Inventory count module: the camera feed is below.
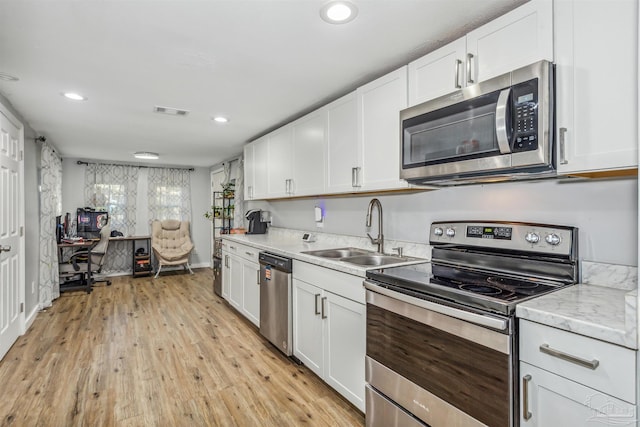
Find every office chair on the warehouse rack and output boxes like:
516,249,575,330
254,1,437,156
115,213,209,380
59,225,112,287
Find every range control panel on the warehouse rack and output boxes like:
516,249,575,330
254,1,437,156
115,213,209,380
430,221,577,257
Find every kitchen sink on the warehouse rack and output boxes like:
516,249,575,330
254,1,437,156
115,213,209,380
301,247,373,259
339,254,419,267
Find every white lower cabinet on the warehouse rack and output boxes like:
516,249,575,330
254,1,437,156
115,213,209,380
519,320,637,426
222,240,261,327
292,262,365,412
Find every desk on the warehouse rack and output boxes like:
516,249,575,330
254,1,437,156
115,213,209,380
58,241,94,293
109,236,153,277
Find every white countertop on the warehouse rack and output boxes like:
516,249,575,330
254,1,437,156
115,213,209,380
516,284,637,350
221,232,429,277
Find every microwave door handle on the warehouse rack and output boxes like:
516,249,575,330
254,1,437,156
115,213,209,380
495,88,512,154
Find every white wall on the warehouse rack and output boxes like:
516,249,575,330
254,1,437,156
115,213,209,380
248,177,638,266
61,159,212,268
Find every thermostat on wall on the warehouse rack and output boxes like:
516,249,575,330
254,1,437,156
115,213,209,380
302,233,316,243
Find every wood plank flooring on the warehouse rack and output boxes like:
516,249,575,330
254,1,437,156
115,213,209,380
0,269,365,426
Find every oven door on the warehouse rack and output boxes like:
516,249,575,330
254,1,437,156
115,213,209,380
364,281,516,427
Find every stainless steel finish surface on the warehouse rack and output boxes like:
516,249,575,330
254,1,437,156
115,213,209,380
341,254,420,267
213,256,222,297
454,59,462,89
539,343,600,370
466,53,474,84
400,60,555,185
522,374,532,420
392,247,403,257
559,127,568,164
365,198,384,253
301,247,373,258
365,385,427,427
365,282,510,352
259,253,293,356
314,293,321,315
366,357,487,427
351,167,361,187
495,88,512,154
321,296,327,319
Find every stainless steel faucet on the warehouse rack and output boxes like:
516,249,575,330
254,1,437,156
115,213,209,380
366,198,384,253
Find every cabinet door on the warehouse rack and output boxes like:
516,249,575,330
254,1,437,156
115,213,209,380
252,136,269,199
466,0,553,83
243,143,255,200
323,292,366,412
267,126,293,198
326,92,359,193
228,255,243,311
408,37,466,106
292,279,324,377
555,0,638,173
241,260,260,327
520,362,636,427
357,66,410,191
222,253,231,300
292,110,326,196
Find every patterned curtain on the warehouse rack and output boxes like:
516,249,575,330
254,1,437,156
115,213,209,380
39,142,62,307
84,163,138,236
234,158,245,229
147,168,192,222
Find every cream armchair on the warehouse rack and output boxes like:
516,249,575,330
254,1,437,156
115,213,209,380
151,219,194,278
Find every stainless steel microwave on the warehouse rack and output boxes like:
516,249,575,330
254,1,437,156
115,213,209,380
400,60,555,185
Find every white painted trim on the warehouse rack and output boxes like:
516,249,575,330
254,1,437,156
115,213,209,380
25,303,41,331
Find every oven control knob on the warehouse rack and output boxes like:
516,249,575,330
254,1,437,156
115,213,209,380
445,228,456,238
525,232,540,244
434,227,444,236
545,233,561,246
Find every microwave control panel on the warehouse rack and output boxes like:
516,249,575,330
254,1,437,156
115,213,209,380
511,79,538,153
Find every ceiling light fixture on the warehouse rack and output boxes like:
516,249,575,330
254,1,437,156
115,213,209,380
0,72,19,82
134,152,159,160
62,92,87,101
320,1,358,24
212,116,229,124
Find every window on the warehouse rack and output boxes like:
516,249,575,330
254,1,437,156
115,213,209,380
147,168,191,222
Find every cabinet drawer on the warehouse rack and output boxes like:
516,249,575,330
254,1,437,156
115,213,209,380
293,261,364,304
519,320,636,403
222,241,259,263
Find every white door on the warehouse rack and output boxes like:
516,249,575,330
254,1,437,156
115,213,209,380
326,92,359,193
292,279,323,377
0,106,24,361
292,110,326,196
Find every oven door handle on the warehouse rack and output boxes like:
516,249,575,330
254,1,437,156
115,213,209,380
495,88,512,154
364,280,508,331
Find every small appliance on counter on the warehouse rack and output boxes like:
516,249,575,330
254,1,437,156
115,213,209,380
245,209,270,234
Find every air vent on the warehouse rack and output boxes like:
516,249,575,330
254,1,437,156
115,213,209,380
153,106,190,116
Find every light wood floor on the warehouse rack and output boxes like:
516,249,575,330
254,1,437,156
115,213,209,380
0,269,365,426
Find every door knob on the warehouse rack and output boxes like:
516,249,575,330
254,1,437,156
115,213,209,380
0,245,11,253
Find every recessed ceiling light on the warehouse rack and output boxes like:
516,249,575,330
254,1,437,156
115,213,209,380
320,1,358,24
212,116,229,124
134,152,159,160
0,72,19,82
62,92,87,101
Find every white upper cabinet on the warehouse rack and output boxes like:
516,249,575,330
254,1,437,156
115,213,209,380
243,143,255,200
292,109,326,196
408,37,467,106
266,125,294,198
326,92,359,193
244,136,269,200
554,0,638,174
408,0,553,107
357,66,411,192
466,0,553,83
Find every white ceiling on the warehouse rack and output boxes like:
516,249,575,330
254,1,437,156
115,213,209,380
0,0,526,168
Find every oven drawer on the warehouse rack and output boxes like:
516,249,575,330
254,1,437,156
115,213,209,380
366,385,426,427
519,319,636,403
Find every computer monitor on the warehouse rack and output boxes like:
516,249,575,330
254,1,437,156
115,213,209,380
77,208,109,239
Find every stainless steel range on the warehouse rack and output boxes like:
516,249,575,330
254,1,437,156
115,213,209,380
364,221,579,427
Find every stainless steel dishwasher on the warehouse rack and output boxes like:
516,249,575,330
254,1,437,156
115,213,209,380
259,252,293,356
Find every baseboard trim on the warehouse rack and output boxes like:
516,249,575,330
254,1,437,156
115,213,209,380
25,303,41,331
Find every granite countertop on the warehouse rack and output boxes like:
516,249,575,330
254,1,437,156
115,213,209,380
220,231,429,277
516,284,637,350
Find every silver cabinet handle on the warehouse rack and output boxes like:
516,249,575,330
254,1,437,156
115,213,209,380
321,297,327,319
245,251,253,256
257,269,260,285
495,88,512,154
522,374,532,420
230,245,236,250
559,127,568,165
288,178,294,194
285,179,289,194
0,245,11,253
539,344,600,370
224,255,229,268
454,59,462,89
351,167,358,188
314,293,321,315
466,53,475,84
